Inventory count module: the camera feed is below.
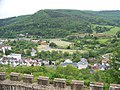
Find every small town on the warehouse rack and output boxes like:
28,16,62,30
0,38,111,71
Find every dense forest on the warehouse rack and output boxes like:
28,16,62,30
0,10,120,38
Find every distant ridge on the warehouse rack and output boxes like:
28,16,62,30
0,9,120,38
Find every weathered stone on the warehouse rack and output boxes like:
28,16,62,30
0,72,6,81
1,72,120,90
71,80,84,90
38,76,49,86
16,85,21,90
24,86,33,90
23,74,34,83
11,85,15,90
53,78,66,88
5,84,10,90
33,86,47,90
0,84,4,90
110,84,120,90
20,86,26,90
90,82,104,90
10,72,20,81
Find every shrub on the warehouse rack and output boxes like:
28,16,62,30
84,80,90,86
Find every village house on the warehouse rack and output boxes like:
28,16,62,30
60,59,77,68
1,46,12,54
20,58,43,67
8,53,21,67
60,58,89,69
39,41,47,45
0,41,3,45
0,53,21,67
91,63,99,70
31,39,39,43
99,59,110,70
18,34,25,37
90,60,110,71
31,48,37,56
6,53,21,60
77,58,88,69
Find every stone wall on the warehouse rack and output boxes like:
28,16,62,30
90,82,104,90
71,80,84,90
0,72,120,90
109,84,120,90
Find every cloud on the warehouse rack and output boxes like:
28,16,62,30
0,0,3,5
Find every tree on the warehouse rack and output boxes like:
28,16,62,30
116,31,120,38
110,45,120,83
111,47,120,70
26,49,31,56
67,45,70,49
49,42,57,48
5,49,11,55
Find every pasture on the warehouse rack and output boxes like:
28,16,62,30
104,27,120,35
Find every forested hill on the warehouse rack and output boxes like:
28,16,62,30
0,9,120,38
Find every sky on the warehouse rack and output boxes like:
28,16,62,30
0,0,120,19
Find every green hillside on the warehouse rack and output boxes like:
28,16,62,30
0,9,120,38
104,27,120,35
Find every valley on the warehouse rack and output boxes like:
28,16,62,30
0,10,120,88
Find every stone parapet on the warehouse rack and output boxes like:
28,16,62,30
109,84,120,90
38,76,49,86
53,78,66,88
10,72,20,81
0,72,6,81
90,82,104,90
0,72,120,90
23,74,34,83
71,80,84,90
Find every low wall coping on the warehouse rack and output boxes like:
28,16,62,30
72,80,84,85
90,82,104,87
54,78,66,83
23,74,34,78
10,72,20,76
110,84,120,87
38,76,49,80
0,72,6,75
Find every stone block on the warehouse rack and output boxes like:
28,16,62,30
10,72,20,81
0,72,6,81
23,74,34,83
38,76,49,86
71,80,84,90
53,78,66,88
109,84,120,90
90,82,104,90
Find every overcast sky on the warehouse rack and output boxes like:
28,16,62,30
0,0,120,19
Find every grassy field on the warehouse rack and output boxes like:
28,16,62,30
37,45,86,54
92,24,113,28
92,24,113,33
50,49,86,54
97,38,109,43
104,27,120,35
38,39,86,53
49,39,72,47
92,24,120,35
